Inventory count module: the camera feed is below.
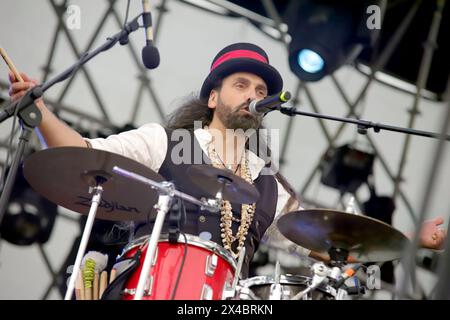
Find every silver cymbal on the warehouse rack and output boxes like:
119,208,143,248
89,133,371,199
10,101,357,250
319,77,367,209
277,209,410,262
23,147,164,221
186,164,260,204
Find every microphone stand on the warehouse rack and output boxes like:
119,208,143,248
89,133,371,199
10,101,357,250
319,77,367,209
0,13,143,226
276,106,450,142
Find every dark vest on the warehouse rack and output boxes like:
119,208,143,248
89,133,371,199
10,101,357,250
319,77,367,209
135,129,277,278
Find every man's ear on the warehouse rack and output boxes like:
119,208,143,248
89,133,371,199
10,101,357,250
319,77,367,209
208,89,218,110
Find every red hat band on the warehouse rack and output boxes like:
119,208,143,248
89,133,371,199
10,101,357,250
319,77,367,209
211,50,269,72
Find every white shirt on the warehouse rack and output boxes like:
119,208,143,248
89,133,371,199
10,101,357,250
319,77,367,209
85,123,310,256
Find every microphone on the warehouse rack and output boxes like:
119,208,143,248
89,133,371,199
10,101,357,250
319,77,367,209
141,0,160,69
249,91,291,115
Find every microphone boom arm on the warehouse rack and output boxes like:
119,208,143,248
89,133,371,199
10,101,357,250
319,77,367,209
278,106,450,142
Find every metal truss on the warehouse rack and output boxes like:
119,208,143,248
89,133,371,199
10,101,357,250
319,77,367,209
257,0,448,299
0,0,448,300
0,0,170,299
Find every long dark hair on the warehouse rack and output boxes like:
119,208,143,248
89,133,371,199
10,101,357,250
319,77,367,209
165,93,301,211
166,95,213,131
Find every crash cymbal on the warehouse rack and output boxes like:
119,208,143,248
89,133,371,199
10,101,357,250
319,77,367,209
277,209,409,262
186,165,260,204
23,147,164,221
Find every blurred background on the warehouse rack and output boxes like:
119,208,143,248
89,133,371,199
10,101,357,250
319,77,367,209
0,0,449,299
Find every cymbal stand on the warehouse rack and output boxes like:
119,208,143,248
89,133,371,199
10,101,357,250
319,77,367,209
290,262,329,300
268,261,284,300
64,176,106,300
112,166,220,300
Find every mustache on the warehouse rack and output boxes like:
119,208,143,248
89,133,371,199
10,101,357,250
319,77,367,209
234,99,252,112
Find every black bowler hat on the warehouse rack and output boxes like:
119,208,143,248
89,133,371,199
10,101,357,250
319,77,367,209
200,43,283,99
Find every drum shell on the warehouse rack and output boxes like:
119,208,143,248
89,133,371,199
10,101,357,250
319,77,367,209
120,235,236,300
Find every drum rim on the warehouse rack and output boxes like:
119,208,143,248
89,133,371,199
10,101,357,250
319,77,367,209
119,233,237,269
239,274,310,287
239,274,334,295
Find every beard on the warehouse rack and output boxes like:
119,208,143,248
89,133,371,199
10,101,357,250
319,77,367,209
215,96,263,131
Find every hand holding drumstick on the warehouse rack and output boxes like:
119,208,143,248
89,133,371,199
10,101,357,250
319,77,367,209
1,47,46,112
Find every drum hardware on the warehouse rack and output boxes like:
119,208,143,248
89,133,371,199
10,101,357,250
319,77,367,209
290,262,329,300
168,200,183,244
118,235,236,300
23,148,258,300
112,165,258,300
123,275,153,297
237,286,261,300
277,209,410,263
200,284,214,300
121,182,168,300
186,165,260,204
205,254,219,276
268,261,284,300
222,246,247,300
236,274,336,300
65,182,104,300
152,247,158,266
232,246,246,289
21,147,407,301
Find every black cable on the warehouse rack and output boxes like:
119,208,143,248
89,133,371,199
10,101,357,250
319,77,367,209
0,93,21,192
170,231,188,300
170,200,188,300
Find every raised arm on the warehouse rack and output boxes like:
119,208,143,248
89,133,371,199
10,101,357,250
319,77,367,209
8,72,87,148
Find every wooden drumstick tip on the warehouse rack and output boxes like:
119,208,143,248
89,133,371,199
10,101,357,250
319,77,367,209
75,274,82,300
84,287,92,301
93,272,99,300
99,271,108,299
0,47,24,82
109,268,117,284
75,270,85,300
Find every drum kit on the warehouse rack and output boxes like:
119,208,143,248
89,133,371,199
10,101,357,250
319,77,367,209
22,147,410,300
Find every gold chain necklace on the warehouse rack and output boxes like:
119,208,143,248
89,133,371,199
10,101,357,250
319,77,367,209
207,142,256,259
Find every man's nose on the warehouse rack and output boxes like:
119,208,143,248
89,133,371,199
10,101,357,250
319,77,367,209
245,88,260,102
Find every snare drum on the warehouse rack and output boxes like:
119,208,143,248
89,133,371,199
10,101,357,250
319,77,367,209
238,274,335,300
119,234,236,300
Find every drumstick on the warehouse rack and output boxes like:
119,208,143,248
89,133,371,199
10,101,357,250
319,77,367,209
109,268,117,284
99,271,108,299
0,47,24,82
75,271,82,300
75,269,85,300
84,286,92,301
93,272,99,300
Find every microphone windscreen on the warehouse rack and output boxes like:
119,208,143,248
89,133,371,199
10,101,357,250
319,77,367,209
142,45,160,69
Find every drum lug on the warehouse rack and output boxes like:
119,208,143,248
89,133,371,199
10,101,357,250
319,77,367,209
200,284,213,300
269,283,283,300
123,276,153,297
205,254,218,277
221,279,235,300
237,286,261,300
123,288,136,296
